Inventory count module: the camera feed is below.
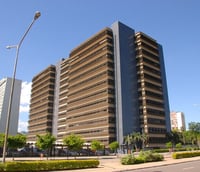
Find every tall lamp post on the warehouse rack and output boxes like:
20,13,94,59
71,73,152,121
2,11,41,163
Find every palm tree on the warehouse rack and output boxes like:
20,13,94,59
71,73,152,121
124,132,148,152
131,132,141,151
140,133,148,149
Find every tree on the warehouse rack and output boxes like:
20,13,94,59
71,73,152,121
91,140,104,156
197,133,200,148
109,141,119,154
63,134,84,158
188,122,200,133
187,122,200,146
131,132,142,151
181,131,191,145
7,134,26,149
0,133,5,147
124,134,132,153
175,143,182,149
124,132,147,153
36,133,56,159
166,141,173,150
166,130,182,147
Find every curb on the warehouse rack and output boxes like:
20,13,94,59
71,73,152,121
112,157,200,172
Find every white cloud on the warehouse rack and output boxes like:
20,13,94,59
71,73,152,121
18,120,28,132
19,81,32,113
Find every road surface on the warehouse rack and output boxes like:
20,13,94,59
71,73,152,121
125,160,200,172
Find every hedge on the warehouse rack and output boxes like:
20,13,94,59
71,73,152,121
121,151,164,165
172,151,200,159
0,159,99,171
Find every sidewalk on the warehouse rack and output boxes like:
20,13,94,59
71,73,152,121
1,154,200,172
71,155,200,172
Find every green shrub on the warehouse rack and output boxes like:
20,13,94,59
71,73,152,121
166,142,172,149
174,148,186,152
0,159,99,171
153,148,169,153
175,143,182,149
172,151,200,159
139,151,164,162
121,151,164,165
121,154,136,165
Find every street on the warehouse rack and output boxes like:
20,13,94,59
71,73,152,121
124,160,200,172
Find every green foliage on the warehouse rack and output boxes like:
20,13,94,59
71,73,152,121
121,151,164,165
91,140,104,153
166,130,182,145
165,141,172,149
188,122,200,132
63,134,84,152
124,132,148,151
172,151,200,159
0,159,99,171
153,148,169,153
36,133,56,151
121,154,136,165
175,143,182,149
7,134,26,149
138,151,164,162
109,141,119,152
0,133,5,147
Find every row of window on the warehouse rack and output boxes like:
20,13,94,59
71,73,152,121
136,34,158,48
143,73,161,83
70,29,112,56
68,79,114,97
69,71,107,89
138,90,163,99
145,90,163,99
29,115,53,124
147,118,165,125
66,108,107,120
30,109,53,117
32,67,55,83
69,118,108,128
147,108,165,116
142,57,160,68
68,89,107,104
139,41,158,54
67,98,107,112
69,55,110,82
146,99,164,108
71,39,113,67
70,45,113,71
148,137,166,144
142,65,161,76
144,81,163,91
148,127,166,134
28,127,52,135
140,118,165,125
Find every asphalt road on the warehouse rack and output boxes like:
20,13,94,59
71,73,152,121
126,160,200,172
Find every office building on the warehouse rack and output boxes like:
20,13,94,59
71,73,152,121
170,111,186,131
0,77,21,135
27,66,56,142
28,21,170,147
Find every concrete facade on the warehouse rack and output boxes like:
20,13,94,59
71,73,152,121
0,77,21,135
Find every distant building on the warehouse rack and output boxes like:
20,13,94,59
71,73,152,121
0,77,22,135
28,21,170,148
170,111,186,131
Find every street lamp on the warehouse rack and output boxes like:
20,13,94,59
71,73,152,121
2,11,41,163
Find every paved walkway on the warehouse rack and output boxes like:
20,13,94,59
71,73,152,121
1,153,200,172
71,154,200,172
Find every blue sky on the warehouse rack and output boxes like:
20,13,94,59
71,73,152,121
0,0,200,131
